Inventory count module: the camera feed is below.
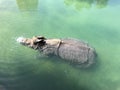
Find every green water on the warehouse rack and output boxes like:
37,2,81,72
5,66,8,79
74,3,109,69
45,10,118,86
0,0,120,90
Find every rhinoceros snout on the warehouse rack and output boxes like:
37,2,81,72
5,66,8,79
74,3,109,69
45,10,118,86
17,37,30,45
17,37,25,43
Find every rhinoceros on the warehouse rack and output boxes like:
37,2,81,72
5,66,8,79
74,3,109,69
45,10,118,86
17,36,97,67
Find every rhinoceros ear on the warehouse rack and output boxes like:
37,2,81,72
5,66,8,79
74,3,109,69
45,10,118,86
36,36,46,40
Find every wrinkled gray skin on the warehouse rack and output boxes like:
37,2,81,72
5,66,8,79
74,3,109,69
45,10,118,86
18,36,97,67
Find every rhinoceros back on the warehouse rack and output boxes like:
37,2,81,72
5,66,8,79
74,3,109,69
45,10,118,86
58,38,96,67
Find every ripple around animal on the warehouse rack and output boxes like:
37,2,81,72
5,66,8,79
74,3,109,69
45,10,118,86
0,57,42,90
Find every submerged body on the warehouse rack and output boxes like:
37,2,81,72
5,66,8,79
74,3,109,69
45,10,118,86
17,36,97,67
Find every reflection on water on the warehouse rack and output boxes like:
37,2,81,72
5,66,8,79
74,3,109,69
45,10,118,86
64,0,109,10
16,0,38,11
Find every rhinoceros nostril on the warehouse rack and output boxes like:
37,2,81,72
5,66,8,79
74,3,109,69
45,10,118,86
16,37,24,43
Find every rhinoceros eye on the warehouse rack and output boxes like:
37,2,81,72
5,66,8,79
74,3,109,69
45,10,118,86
34,39,41,45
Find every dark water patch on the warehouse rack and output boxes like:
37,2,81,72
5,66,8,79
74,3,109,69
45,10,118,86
0,59,89,90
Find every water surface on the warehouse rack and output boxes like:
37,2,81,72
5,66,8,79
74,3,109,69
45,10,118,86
0,0,120,90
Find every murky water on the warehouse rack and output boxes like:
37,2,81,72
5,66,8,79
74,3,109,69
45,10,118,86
0,0,120,90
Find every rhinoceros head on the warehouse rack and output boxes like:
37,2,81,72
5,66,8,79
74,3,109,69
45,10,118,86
17,36,46,50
